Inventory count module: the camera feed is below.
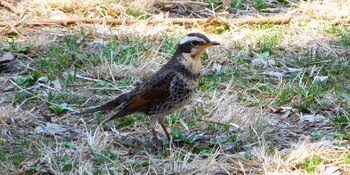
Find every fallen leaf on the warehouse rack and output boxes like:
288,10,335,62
0,53,15,64
280,110,291,118
34,122,81,137
52,79,62,91
34,123,69,135
283,66,302,73
251,57,275,66
162,4,177,11
314,76,328,82
299,113,329,124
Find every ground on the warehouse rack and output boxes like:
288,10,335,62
0,0,350,174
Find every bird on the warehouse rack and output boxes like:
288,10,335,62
74,33,220,147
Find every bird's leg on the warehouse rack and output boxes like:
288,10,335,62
151,128,160,144
158,116,171,142
150,116,162,148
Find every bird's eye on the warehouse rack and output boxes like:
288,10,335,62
190,41,201,46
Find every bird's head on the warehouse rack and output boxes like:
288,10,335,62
174,33,220,73
177,33,220,60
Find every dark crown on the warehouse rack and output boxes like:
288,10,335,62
177,33,210,53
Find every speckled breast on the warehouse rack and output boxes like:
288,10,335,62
148,73,200,116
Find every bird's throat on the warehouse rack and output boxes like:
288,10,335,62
181,52,203,74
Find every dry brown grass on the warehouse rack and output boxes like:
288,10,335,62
297,0,350,20
18,0,156,19
0,0,350,174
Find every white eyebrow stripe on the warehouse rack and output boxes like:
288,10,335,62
179,36,206,45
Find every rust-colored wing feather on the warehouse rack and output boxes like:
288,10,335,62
106,70,179,120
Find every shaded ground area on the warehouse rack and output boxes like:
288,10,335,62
1,0,350,174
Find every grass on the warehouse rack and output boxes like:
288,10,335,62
254,0,268,9
1,0,350,174
302,155,324,173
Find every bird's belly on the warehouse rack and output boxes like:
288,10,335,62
164,97,191,114
148,90,195,116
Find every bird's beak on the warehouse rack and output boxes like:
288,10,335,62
206,41,220,46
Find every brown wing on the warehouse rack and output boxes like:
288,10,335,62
119,70,178,115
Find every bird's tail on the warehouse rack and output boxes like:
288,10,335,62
103,110,131,122
73,92,131,115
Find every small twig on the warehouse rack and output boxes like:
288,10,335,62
198,118,230,126
75,74,107,83
0,15,292,27
37,83,58,91
0,0,19,15
198,119,244,131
